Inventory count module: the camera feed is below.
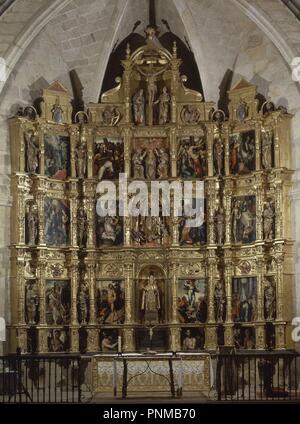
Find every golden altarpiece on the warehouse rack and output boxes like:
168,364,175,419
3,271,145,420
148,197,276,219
8,29,294,356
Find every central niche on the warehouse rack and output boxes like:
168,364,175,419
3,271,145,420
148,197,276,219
136,265,166,325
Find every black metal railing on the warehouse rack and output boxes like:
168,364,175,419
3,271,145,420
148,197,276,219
0,353,83,403
216,351,300,401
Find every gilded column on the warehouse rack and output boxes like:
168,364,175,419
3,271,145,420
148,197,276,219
69,256,79,352
170,262,180,351
256,256,266,349
224,250,233,345
169,127,177,178
84,181,96,248
224,179,233,245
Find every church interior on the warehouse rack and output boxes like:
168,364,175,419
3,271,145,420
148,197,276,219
1,0,300,403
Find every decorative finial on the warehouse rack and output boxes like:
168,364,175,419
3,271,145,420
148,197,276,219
126,43,131,59
173,41,177,58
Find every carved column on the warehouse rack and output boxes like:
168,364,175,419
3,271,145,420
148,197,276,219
256,256,265,349
70,126,78,178
224,124,230,176
207,124,214,177
84,181,96,248
170,262,180,351
255,175,264,242
86,261,98,352
255,122,261,170
169,127,177,178
69,181,79,247
224,250,233,345
274,178,283,239
36,181,46,246
123,127,131,177
124,261,134,325
224,179,233,245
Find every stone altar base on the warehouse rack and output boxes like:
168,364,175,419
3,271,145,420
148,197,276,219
91,353,212,397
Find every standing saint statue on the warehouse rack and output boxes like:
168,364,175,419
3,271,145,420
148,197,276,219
27,203,38,246
262,131,273,169
26,282,38,324
158,86,170,125
133,89,145,125
263,201,275,240
75,140,87,179
214,282,225,323
214,136,224,175
141,272,161,324
145,149,157,179
78,281,89,324
264,279,276,320
25,130,39,174
215,207,224,245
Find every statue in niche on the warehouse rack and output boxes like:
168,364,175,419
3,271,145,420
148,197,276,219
141,272,161,324
77,206,87,247
264,278,276,320
145,149,157,180
181,105,200,124
214,281,225,323
262,131,273,169
51,97,64,124
157,147,169,179
27,203,38,246
182,329,197,350
25,282,38,324
232,200,241,244
133,89,145,125
215,207,224,245
263,201,275,240
78,280,89,325
75,140,87,179
24,130,39,174
214,135,224,176
102,106,121,126
132,147,147,178
158,86,170,124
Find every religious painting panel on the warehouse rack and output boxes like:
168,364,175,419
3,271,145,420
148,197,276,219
229,130,256,175
135,327,169,352
131,138,170,179
179,198,206,246
25,280,39,325
44,198,70,246
138,266,165,325
96,202,124,247
231,195,256,244
45,280,71,325
177,135,207,179
233,325,256,349
99,328,119,352
181,327,205,351
47,329,69,352
232,277,257,323
94,137,124,180
44,134,70,179
177,278,207,323
96,280,125,324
